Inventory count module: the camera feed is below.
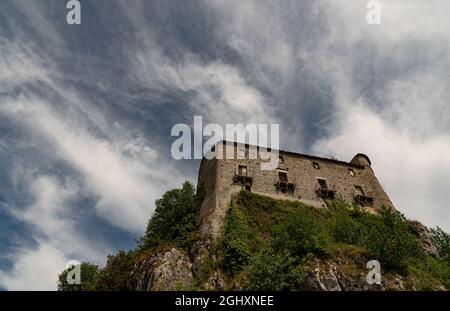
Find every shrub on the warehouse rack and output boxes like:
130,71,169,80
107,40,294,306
57,262,99,291
430,227,450,264
331,212,364,245
421,255,450,289
363,207,421,270
272,210,330,258
244,248,304,290
221,204,251,276
94,251,136,290
141,181,201,249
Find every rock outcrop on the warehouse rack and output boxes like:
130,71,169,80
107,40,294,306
128,248,193,291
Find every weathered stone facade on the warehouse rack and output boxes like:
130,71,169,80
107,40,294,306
198,141,394,239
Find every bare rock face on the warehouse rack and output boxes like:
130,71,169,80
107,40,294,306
302,256,446,291
129,248,193,291
203,270,226,290
189,240,210,279
302,258,384,291
408,220,438,256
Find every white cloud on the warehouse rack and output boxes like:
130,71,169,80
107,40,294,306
313,106,450,232
0,23,187,289
0,242,68,291
0,97,182,233
119,0,276,125
0,175,104,290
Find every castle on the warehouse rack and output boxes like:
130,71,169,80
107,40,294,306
197,141,394,239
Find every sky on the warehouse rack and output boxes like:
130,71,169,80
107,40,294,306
0,0,450,290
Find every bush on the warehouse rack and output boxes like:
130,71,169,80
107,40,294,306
430,227,450,264
363,207,421,270
244,248,304,290
332,212,364,245
58,262,99,291
141,181,201,249
421,256,450,289
94,251,136,290
221,204,251,276
272,210,330,258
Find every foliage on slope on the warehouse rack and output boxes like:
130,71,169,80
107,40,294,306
58,183,450,291
220,191,449,290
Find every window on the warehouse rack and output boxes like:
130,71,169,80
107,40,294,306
278,171,288,182
238,165,247,176
348,168,355,176
279,156,284,164
317,178,328,189
354,185,365,196
313,162,320,169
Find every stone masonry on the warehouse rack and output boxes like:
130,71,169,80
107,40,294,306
197,141,394,239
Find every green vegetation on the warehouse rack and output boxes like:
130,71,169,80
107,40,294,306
224,190,449,290
57,262,99,291
272,210,330,259
431,227,450,264
58,183,450,291
141,181,201,249
94,250,136,290
244,248,305,290
221,202,251,276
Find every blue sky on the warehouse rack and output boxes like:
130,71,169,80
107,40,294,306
1,0,450,290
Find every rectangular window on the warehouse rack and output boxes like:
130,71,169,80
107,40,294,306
348,168,355,176
354,185,365,196
238,165,247,176
313,162,320,169
318,178,328,189
278,172,288,182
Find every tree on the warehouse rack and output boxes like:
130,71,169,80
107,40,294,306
141,181,201,249
57,262,99,291
94,251,135,290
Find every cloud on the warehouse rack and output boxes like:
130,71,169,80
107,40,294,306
0,96,182,233
0,9,187,289
0,175,104,290
305,0,450,231
313,106,450,232
118,0,277,125
0,242,68,291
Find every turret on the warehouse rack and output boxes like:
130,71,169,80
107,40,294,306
350,153,371,167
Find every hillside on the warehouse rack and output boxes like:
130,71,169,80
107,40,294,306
58,182,450,291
